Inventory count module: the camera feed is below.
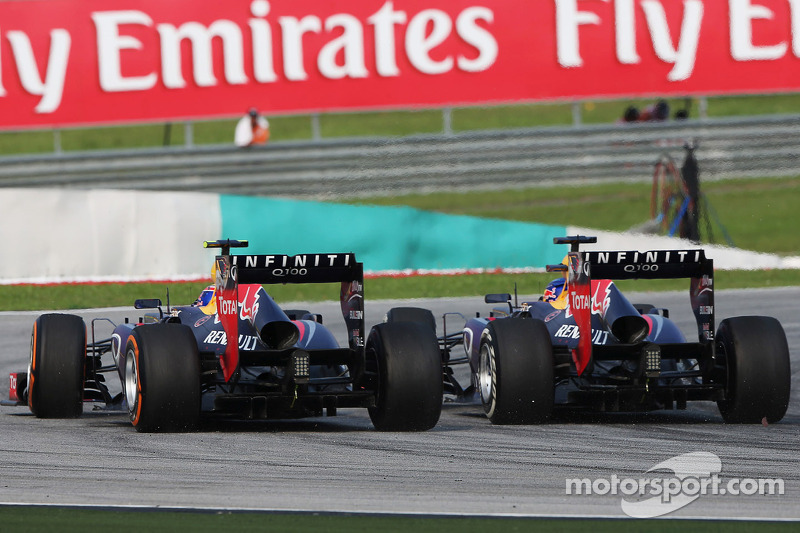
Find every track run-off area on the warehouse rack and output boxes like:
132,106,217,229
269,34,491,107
0,288,798,520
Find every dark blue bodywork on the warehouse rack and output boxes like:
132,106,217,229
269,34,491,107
110,285,351,417
462,281,687,374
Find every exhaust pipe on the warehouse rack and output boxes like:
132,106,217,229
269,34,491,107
603,284,650,344
258,320,300,349
608,315,649,344
242,289,301,349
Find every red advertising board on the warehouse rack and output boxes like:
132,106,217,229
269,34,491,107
1,0,799,129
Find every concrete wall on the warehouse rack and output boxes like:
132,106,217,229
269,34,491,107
0,188,221,283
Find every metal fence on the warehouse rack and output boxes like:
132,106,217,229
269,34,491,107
1,114,799,198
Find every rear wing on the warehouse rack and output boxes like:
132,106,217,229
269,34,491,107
581,249,712,280
578,245,714,343
205,240,365,382
554,237,715,375
231,253,360,285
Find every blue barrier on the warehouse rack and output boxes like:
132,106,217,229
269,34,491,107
220,195,567,272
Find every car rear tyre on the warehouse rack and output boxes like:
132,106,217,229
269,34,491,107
479,318,554,424
716,316,790,424
125,323,201,432
385,307,437,335
28,314,86,418
367,322,442,431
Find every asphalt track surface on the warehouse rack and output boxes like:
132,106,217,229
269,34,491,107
0,288,798,520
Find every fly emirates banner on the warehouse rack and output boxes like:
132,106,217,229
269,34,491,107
1,0,799,129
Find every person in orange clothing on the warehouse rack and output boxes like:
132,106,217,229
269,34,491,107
234,107,270,147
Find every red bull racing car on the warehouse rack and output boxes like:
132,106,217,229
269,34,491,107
391,236,791,424
4,240,442,432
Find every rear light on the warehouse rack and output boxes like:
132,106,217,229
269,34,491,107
644,344,661,378
289,350,310,384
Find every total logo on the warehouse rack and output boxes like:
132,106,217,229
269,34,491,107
219,298,238,316
571,294,591,310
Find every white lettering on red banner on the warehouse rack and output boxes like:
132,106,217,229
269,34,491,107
2,0,800,129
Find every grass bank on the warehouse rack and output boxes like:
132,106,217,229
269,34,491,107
346,176,800,256
0,506,796,533
3,94,800,154
1,268,797,313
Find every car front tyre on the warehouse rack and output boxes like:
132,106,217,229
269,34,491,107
28,314,86,418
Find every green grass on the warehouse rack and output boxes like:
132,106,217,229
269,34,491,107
345,176,800,256
322,109,444,137
4,94,800,155
0,129,58,155
703,93,800,117
2,267,798,313
0,507,795,533
453,102,575,130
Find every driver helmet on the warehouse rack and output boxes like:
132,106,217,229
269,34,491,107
543,277,566,303
197,285,215,307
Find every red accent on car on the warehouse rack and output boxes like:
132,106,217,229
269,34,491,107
293,320,306,342
215,262,239,382
641,314,654,335
568,252,592,376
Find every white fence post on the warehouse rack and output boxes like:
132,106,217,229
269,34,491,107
572,102,583,126
184,121,194,147
53,129,62,154
443,107,453,135
311,114,322,141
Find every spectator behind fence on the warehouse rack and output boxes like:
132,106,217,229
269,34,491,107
619,105,641,123
639,99,670,122
235,108,270,147
619,99,673,124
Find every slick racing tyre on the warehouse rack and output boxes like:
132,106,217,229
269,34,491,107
28,314,86,418
125,323,201,432
385,307,437,335
716,316,791,424
367,322,442,431
479,318,554,425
